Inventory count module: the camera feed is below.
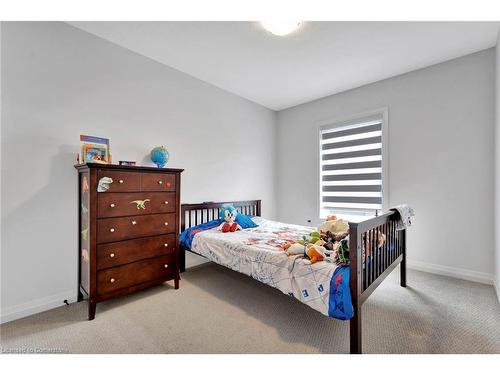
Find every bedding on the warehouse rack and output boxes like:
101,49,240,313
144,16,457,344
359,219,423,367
180,217,353,320
235,213,259,229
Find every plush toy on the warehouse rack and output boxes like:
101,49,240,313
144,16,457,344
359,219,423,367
217,205,242,233
304,244,334,264
378,232,386,247
364,232,386,257
283,242,333,264
281,217,351,264
284,242,305,256
296,230,321,246
317,217,351,264
309,231,321,244
332,238,350,265
319,218,349,239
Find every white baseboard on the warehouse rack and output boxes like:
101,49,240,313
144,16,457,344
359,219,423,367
407,260,494,285
0,290,77,324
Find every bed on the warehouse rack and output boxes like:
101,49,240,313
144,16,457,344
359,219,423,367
178,200,407,354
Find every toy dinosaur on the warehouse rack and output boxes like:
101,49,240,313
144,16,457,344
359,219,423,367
81,228,89,241
82,176,89,193
130,199,150,210
97,177,113,192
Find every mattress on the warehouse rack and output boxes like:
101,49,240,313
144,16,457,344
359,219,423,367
187,217,353,319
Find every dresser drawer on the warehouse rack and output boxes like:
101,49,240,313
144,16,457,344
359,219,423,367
97,170,141,193
97,234,176,269
97,255,175,296
97,213,176,243
142,172,176,192
98,192,176,218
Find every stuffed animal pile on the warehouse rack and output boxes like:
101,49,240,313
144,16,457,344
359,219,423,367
283,215,351,265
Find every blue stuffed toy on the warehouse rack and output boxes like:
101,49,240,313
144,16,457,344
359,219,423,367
217,205,243,233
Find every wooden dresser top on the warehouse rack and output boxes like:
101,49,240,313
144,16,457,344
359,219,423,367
74,163,184,173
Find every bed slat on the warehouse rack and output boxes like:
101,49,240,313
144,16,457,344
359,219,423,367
181,200,262,232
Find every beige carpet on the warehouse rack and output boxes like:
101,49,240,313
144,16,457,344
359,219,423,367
1,264,499,354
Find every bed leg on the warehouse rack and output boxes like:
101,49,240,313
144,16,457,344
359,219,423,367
400,229,407,288
179,246,186,273
88,300,96,321
400,258,407,288
348,223,362,354
350,306,362,354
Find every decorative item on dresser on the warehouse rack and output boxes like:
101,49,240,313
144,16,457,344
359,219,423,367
75,163,183,320
150,145,170,168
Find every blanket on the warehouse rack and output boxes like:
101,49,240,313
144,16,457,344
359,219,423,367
390,204,415,230
179,217,353,320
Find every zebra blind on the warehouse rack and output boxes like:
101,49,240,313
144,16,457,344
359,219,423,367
320,116,384,217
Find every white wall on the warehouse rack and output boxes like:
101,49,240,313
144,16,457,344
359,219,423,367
495,34,500,301
0,22,276,322
277,49,495,284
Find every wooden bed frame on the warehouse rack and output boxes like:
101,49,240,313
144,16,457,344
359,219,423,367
179,200,406,354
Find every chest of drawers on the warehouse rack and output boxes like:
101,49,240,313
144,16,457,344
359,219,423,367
75,163,183,320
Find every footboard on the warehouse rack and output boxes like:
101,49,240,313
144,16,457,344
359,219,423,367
349,211,406,354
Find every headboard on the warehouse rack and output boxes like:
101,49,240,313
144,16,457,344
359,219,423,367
180,200,261,232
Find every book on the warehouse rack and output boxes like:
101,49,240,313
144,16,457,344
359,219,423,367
80,135,110,164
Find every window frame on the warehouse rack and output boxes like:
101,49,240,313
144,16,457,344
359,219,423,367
317,108,389,220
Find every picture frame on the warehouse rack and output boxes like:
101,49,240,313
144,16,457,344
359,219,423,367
80,135,110,164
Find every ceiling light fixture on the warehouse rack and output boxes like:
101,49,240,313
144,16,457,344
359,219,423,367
261,20,302,36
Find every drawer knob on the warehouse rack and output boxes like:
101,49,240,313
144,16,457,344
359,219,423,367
158,180,163,185
164,201,169,205
164,264,168,268
164,243,168,247
164,222,169,226
166,183,171,187
132,220,137,225
110,278,115,283
110,203,115,208
110,253,115,258
110,228,115,232
119,180,124,184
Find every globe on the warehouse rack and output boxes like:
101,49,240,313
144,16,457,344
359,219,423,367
150,146,170,168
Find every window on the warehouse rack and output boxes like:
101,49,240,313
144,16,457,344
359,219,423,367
319,112,387,219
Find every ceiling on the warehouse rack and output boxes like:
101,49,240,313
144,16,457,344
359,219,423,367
69,21,500,111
